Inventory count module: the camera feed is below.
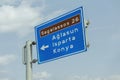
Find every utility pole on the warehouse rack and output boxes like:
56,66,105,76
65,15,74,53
23,40,37,80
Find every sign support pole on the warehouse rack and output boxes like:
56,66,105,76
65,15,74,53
26,41,32,80
23,41,37,80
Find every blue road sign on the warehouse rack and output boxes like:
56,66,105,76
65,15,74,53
35,7,87,64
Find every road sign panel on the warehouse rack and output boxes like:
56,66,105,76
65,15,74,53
35,7,87,64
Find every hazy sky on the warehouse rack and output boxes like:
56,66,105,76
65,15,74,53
0,0,120,80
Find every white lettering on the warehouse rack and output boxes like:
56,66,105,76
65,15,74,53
65,46,69,51
52,36,76,47
53,44,74,54
52,28,78,41
52,35,56,40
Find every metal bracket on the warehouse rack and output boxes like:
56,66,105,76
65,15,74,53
22,41,37,65
31,59,38,63
84,20,90,48
85,20,90,28
22,45,27,65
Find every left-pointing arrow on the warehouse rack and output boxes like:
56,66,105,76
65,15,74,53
40,45,49,51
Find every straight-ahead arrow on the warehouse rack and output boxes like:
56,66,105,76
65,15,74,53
40,45,49,51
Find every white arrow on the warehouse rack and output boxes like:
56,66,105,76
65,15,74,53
40,45,49,51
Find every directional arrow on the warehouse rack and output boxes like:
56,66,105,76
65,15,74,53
40,45,49,51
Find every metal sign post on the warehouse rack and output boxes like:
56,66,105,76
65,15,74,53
23,41,37,80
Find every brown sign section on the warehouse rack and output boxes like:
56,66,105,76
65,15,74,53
40,14,80,37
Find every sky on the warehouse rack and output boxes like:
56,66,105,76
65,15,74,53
0,0,120,80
